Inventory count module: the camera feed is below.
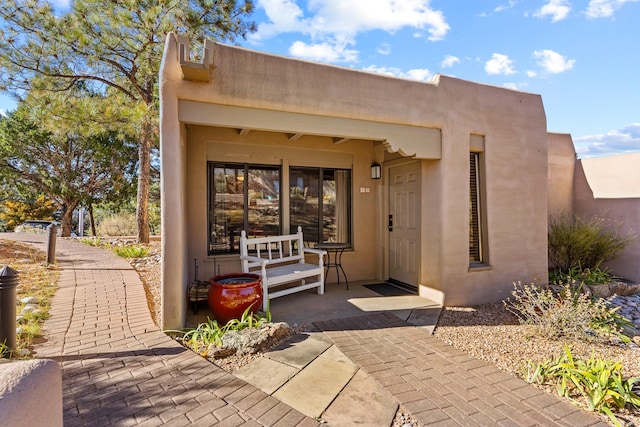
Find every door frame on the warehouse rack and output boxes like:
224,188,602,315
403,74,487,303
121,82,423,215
381,158,422,286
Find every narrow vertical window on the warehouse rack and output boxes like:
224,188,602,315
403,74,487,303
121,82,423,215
469,152,484,264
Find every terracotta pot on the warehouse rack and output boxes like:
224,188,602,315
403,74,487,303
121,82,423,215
208,273,262,324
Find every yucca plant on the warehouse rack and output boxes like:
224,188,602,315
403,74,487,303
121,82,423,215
174,318,229,355
527,346,640,426
166,304,272,357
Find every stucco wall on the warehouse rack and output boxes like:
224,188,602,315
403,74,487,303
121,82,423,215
160,34,551,326
0,359,62,427
547,133,576,217
574,156,640,282
430,80,549,305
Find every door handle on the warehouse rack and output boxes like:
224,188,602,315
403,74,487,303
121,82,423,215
388,214,393,232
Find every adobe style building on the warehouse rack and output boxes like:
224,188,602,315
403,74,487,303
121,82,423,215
159,33,551,329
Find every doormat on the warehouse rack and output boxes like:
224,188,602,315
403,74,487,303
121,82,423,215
363,283,416,296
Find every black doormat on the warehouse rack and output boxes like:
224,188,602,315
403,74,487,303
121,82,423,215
364,283,416,296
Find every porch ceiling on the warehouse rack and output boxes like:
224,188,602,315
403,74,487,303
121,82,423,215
178,100,441,159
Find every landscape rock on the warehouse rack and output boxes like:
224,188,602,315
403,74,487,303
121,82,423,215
609,281,640,297
20,304,38,313
20,296,39,305
221,322,291,356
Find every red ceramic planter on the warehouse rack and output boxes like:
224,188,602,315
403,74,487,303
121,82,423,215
207,273,263,324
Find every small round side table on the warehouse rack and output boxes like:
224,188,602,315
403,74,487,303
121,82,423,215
316,242,349,290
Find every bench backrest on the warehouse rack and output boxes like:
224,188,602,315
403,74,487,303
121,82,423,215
240,226,306,270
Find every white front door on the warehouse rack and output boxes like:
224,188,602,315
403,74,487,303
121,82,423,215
388,162,420,287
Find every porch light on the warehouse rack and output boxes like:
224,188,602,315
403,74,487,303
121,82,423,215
370,163,381,179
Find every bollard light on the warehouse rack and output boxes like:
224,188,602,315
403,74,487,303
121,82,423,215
0,265,19,354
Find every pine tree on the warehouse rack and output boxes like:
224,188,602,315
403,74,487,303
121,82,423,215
0,0,256,242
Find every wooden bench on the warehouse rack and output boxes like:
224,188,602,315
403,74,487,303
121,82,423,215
240,226,326,310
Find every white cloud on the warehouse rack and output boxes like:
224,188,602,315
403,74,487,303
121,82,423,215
377,43,391,55
534,0,572,22
441,55,460,68
503,83,520,90
574,123,640,157
480,0,516,16
0,109,6,117
533,49,575,73
252,0,450,63
404,68,433,81
252,0,308,41
526,70,538,78
363,65,433,81
485,53,516,75
289,40,358,63
585,0,639,18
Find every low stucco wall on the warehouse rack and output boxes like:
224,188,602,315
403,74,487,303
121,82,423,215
574,156,640,282
0,359,62,427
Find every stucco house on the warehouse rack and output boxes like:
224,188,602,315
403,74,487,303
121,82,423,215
159,33,551,329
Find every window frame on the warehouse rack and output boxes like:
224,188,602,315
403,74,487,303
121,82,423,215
469,151,489,267
207,161,353,255
289,166,353,247
207,162,282,255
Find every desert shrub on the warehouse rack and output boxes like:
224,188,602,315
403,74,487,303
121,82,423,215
549,265,614,286
504,281,631,343
96,212,136,236
527,346,640,426
548,212,635,273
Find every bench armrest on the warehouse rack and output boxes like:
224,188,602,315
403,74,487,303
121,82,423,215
302,248,327,256
240,255,268,266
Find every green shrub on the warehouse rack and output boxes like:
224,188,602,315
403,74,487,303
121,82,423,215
114,244,149,258
504,281,631,343
79,237,104,247
527,346,640,426
549,265,614,286
548,212,635,273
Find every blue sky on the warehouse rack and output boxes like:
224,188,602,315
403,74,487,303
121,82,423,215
1,0,638,158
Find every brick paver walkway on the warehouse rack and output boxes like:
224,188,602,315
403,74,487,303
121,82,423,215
314,314,608,427
3,234,609,426
5,235,317,427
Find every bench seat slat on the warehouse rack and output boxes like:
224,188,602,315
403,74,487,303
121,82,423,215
256,263,322,286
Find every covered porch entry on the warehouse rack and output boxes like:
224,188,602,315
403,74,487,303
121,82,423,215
175,100,441,326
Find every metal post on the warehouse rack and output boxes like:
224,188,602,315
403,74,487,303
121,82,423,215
0,266,19,353
46,224,58,264
78,207,85,237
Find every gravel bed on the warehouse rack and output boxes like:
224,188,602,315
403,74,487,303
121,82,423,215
130,248,639,426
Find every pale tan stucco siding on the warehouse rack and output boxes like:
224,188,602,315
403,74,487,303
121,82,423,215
160,33,551,328
574,155,640,283
429,78,549,305
159,35,189,329
547,133,576,217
